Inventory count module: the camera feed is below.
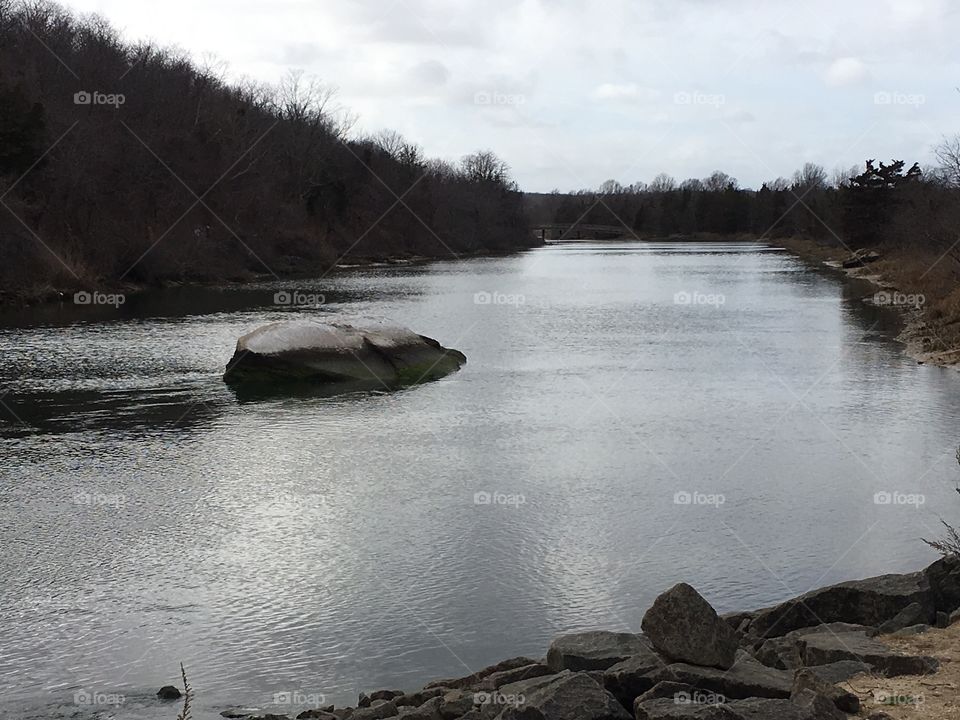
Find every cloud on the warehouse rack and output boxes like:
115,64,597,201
592,83,660,102
824,57,868,86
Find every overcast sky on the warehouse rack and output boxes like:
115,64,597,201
64,0,960,192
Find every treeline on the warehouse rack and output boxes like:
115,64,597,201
0,0,532,300
534,157,960,266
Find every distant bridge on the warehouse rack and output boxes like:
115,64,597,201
532,223,629,242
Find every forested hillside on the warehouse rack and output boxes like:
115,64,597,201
0,0,533,301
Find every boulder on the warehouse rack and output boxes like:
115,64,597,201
156,685,182,700
425,657,539,690
602,646,669,708
641,584,739,669
633,698,738,720
223,318,466,388
876,602,930,633
395,689,447,707
791,668,859,713
351,700,398,720
650,651,792,700
438,690,473,719
799,630,939,676
747,571,933,638
889,623,930,637
396,697,442,719
803,660,873,684
635,682,697,704
477,664,552,691
841,249,881,269
504,672,629,720
546,632,653,672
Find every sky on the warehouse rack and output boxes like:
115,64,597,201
62,0,960,192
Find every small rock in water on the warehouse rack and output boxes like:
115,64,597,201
156,685,182,700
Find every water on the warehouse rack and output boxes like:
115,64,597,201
2,241,959,719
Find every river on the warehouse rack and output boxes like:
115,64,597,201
1,241,958,719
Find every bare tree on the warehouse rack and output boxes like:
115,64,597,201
792,162,828,192
702,171,737,192
934,135,960,188
460,150,512,186
599,178,624,195
648,173,677,193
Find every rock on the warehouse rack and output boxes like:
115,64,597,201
791,668,859,713
425,657,539,691
635,682,696,704
297,711,338,720
936,610,950,628
889,623,930,636
438,690,473,719
156,685,182,700
876,602,930,633
222,711,260,719
223,318,466,388
602,646,669,709
396,696,442,719
495,708,545,720
951,607,960,625
788,689,846,720
477,663,552,692
350,701,398,720
395,689,446,707
546,631,653,672
497,671,570,700
510,672,630,720
799,630,939,676
841,249,881,269
865,714,894,720
752,636,802,671
641,584,739,669
370,691,405,703
719,611,755,631
633,698,738,719
359,693,371,708
651,651,792,700
747,571,933,638
804,660,873,684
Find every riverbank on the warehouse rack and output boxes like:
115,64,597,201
194,556,960,720
778,236,960,369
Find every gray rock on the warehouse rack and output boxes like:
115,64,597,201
546,631,653,672
650,651,792,700
785,689,846,720
351,701,398,720
951,607,960,625
395,689,446,708
370,691,405,703
719,611,755,630
748,571,934,638
438,690,473,719
937,610,950,628
503,672,629,720
889,623,930,637
923,554,960,611
752,636,802,670
641,584,739,669
425,657,540,690
633,698,738,720
799,630,939,676
803,660,873,684
877,602,930,633
635,682,696,704
396,697,442,720
156,685,182,700
791,668,859,713
223,319,466,388
476,664,552,692
601,644,670,708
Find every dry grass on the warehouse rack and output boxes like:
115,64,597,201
846,623,960,718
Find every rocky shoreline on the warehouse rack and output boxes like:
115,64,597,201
201,556,960,720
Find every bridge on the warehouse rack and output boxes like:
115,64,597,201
532,223,629,242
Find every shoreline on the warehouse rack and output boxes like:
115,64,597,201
777,236,960,370
186,556,960,720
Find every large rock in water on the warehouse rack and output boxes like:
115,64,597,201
223,318,466,387
641,584,739,669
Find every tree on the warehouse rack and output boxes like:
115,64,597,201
702,170,737,192
923,446,960,556
460,150,512,186
934,135,960,188
648,173,677,193
791,163,828,192
599,178,624,195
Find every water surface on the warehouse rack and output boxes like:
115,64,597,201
2,241,959,719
